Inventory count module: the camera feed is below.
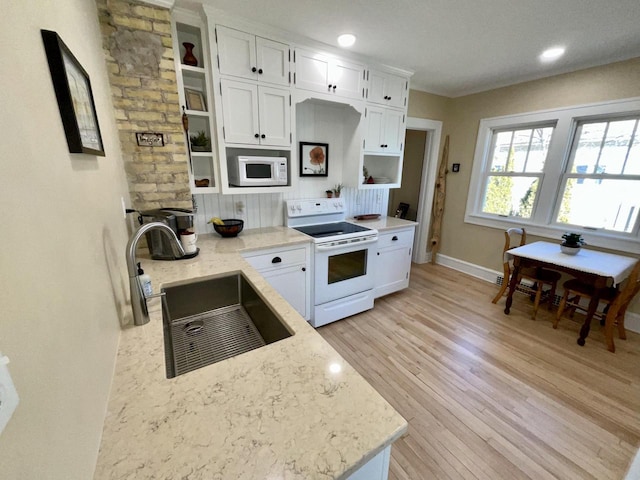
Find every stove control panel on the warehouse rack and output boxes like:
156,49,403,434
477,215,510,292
286,199,345,217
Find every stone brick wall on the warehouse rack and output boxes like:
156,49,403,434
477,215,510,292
97,0,192,211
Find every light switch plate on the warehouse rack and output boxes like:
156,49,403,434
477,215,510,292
0,352,19,435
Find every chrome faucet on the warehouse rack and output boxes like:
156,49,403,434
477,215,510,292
126,222,185,326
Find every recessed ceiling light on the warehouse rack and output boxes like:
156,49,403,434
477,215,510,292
337,34,356,48
540,47,565,62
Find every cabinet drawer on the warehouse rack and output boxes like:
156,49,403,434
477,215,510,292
377,228,414,249
244,247,306,270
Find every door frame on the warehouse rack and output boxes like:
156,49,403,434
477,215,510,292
406,117,442,264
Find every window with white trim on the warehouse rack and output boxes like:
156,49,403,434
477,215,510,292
556,117,640,233
465,97,640,253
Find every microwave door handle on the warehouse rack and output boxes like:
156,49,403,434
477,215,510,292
316,237,378,252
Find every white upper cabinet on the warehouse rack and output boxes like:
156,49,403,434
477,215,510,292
364,106,405,154
216,26,290,86
295,48,365,100
367,69,407,109
220,79,290,147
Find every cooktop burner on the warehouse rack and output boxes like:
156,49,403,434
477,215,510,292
293,221,372,238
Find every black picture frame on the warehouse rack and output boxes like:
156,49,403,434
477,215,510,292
136,132,165,147
299,142,329,177
41,29,105,156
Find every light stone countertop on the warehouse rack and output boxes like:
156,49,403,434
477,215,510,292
350,216,418,231
94,226,407,479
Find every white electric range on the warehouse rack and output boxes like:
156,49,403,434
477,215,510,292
285,199,378,327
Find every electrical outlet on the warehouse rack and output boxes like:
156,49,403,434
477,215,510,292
235,201,245,214
0,352,19,435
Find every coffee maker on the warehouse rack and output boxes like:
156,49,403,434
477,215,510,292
139,208,197,260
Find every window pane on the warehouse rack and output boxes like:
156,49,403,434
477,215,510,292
627,133,640,174
483,176,539,218
571,122,606,173
490,131,513,172
490,127,551,174
557,178,640,232
599,119,637,174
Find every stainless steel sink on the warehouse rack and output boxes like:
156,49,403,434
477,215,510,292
161,272,293,378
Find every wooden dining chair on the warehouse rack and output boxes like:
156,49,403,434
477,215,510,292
492,228,562,319
554,260,640,352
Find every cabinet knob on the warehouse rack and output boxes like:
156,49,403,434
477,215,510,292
328,84,332,91
384,96,389,100
377,252,380,255
258,68,263,74
392,236,398,241
272,256,282,264
254,133,259,138
251,67,257,72
333,85,337,92
302,267,306,272
380,144,384,148
388,96,392,100
261,134,266,139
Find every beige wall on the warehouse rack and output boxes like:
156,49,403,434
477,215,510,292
408,57,640,314
0,0,130,478
389,130,427,220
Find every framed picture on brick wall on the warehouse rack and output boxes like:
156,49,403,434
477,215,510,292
41,29,105,156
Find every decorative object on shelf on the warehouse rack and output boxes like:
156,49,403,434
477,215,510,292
41,29,104,156
185,88,206,111
182,42,198,66
560,232,586,255
366,176,375,184
195,178,210,187
135,132,164,147
326,189,333,198
354,214,381,220
362,166,369,184
209,218,244,237
333,183,343,198
190,131,211,152
299,142,329,177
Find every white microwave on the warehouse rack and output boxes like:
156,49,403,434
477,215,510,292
228,156,288,187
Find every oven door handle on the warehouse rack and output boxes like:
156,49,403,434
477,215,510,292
316,237,378,252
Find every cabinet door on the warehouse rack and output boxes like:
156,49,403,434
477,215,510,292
220,80,259,145
382,109,405,153
367,70,407,108
258,86,291,146
330,58,365,99
216,26,257,81
364,106,385,153
367,70,388,105
262,265,307,318
384,73,407,109
374,245,411,298
294,48,331,93
256,36,290,86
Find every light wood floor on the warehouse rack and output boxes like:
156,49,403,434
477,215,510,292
319,263,640,480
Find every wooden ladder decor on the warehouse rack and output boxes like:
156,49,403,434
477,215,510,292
430,135,449,264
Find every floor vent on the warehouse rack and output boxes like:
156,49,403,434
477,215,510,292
495,275,562,306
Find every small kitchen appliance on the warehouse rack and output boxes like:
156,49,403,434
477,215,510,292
228,155,288,187
139,208,198,260
285,199,378,327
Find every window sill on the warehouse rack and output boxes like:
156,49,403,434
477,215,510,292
464,213,640,255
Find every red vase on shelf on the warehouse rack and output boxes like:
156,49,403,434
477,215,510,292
182,42,198,67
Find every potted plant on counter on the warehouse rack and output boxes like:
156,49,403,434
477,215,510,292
325,189,333,198
561,232,586,255
333,183,343,198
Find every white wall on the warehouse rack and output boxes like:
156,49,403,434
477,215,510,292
0,0,130,478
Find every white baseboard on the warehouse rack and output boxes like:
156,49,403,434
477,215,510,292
433,253,640,334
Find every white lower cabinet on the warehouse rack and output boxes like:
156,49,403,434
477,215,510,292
374,227,415,298
242,245,310,320
347,445,391,480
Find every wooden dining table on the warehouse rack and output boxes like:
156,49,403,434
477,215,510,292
504,241,638,348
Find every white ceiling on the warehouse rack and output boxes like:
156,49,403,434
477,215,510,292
181,0,640,97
